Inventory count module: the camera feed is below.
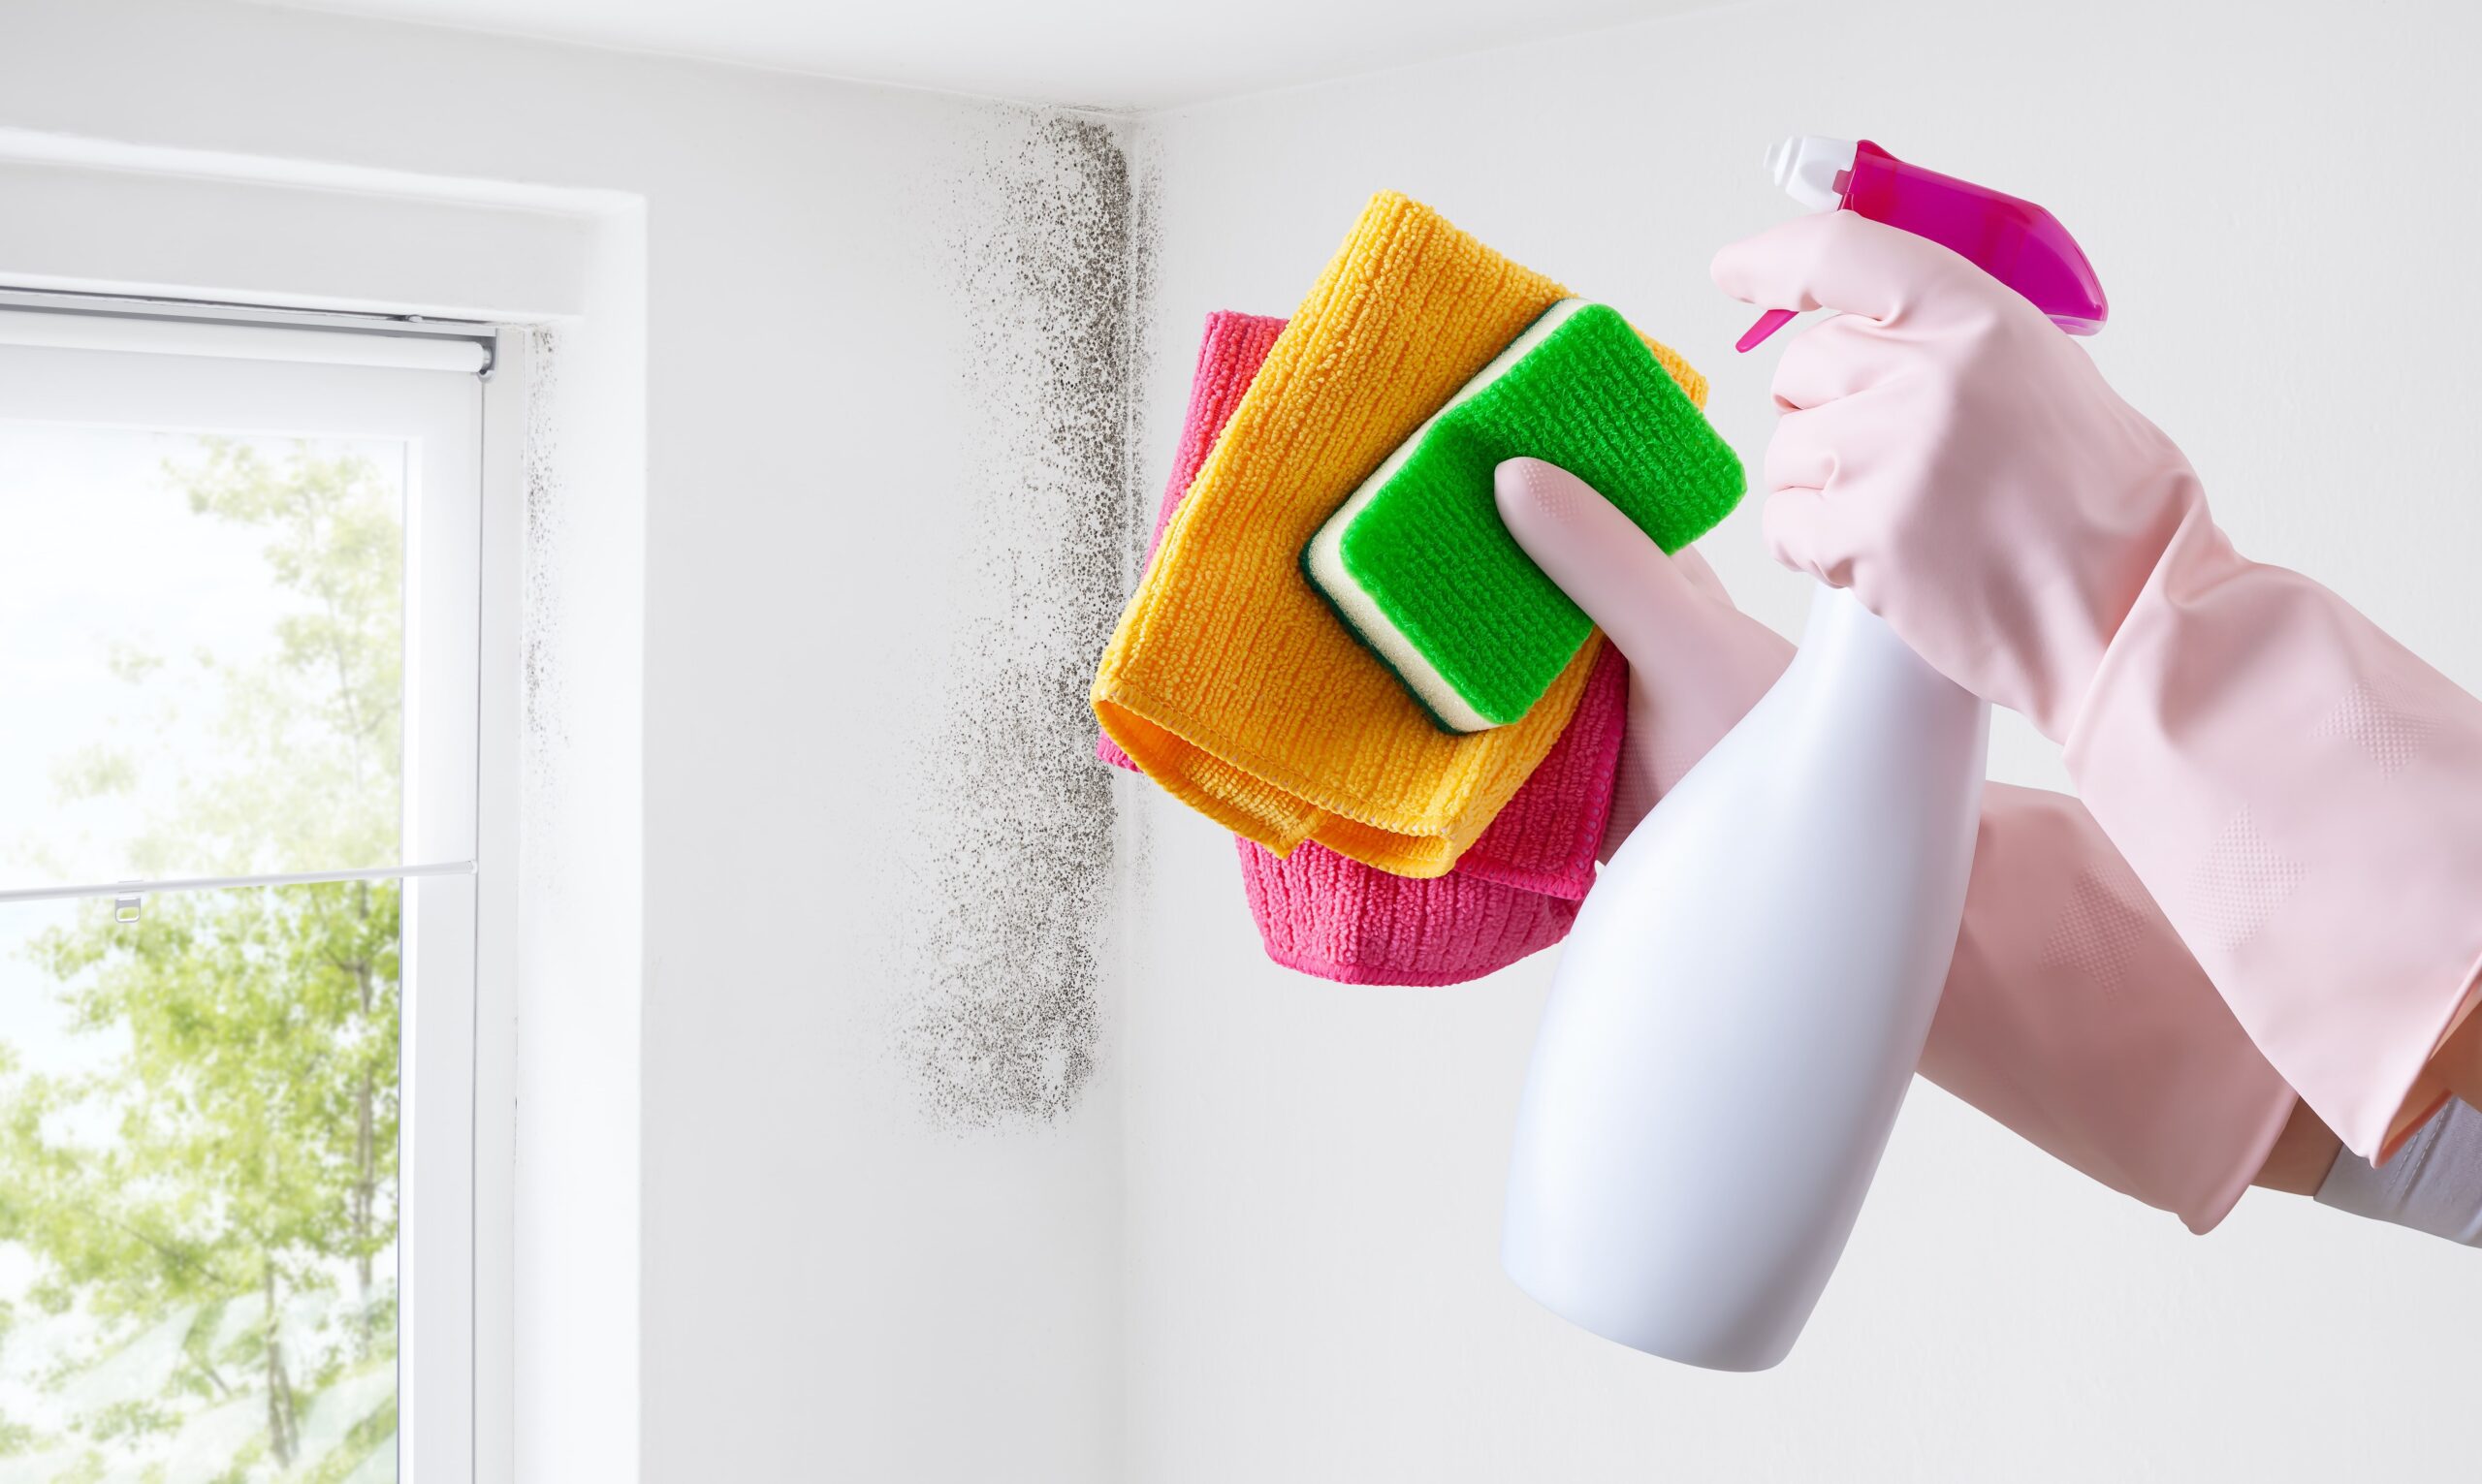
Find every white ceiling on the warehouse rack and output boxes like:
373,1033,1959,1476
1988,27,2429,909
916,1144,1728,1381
247,0,1729,111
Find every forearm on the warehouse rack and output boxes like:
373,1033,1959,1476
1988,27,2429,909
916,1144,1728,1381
1937,785,2344,1213
2435,1013,2482,1116
1921,781,2297,1231
2251,1099,2340,1196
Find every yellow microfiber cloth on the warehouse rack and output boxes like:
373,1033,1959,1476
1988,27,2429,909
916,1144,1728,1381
1092,191,1710,877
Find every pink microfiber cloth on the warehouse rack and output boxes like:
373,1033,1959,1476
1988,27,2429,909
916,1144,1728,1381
1236,839,1580,986
1101,310,1629,983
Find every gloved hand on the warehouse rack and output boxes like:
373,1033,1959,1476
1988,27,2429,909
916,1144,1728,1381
1496,457,2297,1230
1711,213,2482,1161
1708,210,2199,742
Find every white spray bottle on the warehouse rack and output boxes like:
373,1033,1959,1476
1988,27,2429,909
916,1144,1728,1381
1500,138,2109,1371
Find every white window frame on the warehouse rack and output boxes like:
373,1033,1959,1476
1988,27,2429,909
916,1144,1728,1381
0,300,520,1484
0,126,649,1484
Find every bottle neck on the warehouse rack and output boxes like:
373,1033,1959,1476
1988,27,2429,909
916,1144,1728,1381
1790,585,1981,717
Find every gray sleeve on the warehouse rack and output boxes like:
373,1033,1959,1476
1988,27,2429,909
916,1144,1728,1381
2317,1097,2482,1246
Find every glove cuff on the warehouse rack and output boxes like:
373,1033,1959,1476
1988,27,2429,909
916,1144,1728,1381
2068,510,2482,1160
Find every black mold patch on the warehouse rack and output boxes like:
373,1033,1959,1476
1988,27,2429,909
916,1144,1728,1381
895,111,1155,1130
520,327,572,887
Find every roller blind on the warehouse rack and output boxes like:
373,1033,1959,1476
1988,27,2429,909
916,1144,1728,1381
0,312,486,904
0,302,492,373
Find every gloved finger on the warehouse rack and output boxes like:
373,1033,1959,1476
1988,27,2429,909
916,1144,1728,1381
1711,210,1966,325
1763,395,1886,497
1493,457,1702,673
1769,311,1897,412
1764,407,1839,496
1762,484,1860,589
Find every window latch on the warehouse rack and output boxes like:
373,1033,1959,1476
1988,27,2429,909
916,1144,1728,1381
113,883,143,925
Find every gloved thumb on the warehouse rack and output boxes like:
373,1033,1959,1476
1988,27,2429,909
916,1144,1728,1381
1672,545,1736,610
1496,457,1794,840
1496,453,1793,690
1493,457,1704,671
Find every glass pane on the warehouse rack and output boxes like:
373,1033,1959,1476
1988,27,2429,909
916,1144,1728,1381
0,427,406,889
0,881,398,1481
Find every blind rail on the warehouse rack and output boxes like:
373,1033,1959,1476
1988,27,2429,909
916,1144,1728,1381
0,860,478,907
0,296,493,375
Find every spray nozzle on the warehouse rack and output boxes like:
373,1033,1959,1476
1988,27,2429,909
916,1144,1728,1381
1764,136,1855,212
1738,137,2108,353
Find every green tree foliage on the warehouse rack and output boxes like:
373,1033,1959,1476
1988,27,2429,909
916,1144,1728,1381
0,438,403,1477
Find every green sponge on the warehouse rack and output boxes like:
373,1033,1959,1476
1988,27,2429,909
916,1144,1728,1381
1302,299,1746,733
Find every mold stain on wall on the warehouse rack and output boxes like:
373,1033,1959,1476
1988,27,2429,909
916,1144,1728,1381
893,109,1156,1129
518,325,574,898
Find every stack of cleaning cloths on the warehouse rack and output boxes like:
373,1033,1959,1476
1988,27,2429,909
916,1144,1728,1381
1100,310,1630,983
1092,192,1727,985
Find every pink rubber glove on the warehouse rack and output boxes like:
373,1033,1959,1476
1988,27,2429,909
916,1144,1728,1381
1715,213,2482,1160
1711,211,2197,742
1496,457,2297,1229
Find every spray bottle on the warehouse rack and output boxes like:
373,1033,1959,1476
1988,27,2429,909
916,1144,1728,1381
1500,139,2108,1371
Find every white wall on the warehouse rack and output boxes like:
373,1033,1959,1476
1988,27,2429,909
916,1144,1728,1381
15,0,2482,1480
0,4,1136,1480
1130,0,2482,1478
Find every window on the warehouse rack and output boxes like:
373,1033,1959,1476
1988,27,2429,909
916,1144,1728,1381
0,304,494,1482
